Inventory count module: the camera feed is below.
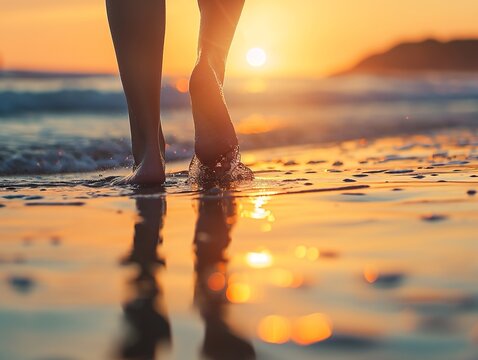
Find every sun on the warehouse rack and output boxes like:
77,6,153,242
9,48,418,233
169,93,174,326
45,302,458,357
246,47,267,68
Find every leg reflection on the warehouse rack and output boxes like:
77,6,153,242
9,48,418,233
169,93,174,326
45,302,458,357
119,196,171,359
193,195,255,360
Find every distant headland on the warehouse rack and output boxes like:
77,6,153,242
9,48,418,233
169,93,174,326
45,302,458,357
336,38,478,76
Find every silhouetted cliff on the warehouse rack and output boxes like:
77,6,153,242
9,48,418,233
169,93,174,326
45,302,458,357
338,39,478,75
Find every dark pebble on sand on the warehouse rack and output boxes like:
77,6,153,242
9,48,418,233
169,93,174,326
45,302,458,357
319,333,378,349
399,293,477,312
8,275,35,293
332,161,343,166
13,255,26,264
413,175,425,179
326,169,342,173
284,160,298,166
467,189,476,196
343,178,357,183
421,214,448,222
25,202,85,207
417,315,456,333
24,196,44,200
320,250,340,258
285,171,293,175
385,169,414,174
342,192,365,196
392,188,403,191
430,173,438,176
437,180,447,183
304,182,313,186
353,174,368,178
363,169,386,174
373,273,405,288
0,203,5,208
307,160,326,164
470,175,478,178
3,194,26,199
305,171,317,174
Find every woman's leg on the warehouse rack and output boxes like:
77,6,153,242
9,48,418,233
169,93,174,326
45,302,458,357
106,0,166,184
190,0,245,167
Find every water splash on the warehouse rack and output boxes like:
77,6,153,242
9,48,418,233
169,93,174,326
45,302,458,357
188,146,254,188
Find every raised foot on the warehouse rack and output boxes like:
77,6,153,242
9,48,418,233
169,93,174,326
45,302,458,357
189,61,238,167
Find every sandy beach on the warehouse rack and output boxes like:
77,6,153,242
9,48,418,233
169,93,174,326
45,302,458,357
1,129,477,360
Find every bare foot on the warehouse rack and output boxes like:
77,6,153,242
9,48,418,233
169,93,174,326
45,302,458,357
113,149,165,185
190,60,238,167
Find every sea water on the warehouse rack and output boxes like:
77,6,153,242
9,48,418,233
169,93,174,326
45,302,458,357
1,71,478,175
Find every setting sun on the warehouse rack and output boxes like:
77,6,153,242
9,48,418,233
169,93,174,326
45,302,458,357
246,48,267,68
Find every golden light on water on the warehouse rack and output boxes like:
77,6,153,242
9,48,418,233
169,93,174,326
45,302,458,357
246,47,267,68
295,245,319,261
236,115,281,135
207,272,226,292
306,247,319,261
241,195,271,219
245,250,273,268
363,265,379,284
243,78,267,93
257,315,291,344
175,78,189,93
295,245,307,258
269,269,304,288
292,313,333,345
226,282,251,303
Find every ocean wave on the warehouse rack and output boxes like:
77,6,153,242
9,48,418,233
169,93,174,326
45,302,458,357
3,74,478,116
0,137,194,175
0,86,191,116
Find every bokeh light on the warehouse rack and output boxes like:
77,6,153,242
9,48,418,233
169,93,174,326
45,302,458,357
226,282,251,303
257,315,291,344
292,313,333,345
175,78,189,93
246,250,273,268
363,265,379,284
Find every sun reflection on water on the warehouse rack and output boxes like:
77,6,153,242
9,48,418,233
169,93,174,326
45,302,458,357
363,265,379,284
269,268,304,288
258,313,333,345
292,313,333,345
245,250,273,269
257,315,291,344
226,282,251,303
241,195,275,233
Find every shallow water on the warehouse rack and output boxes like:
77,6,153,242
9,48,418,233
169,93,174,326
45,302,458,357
1,132,478,360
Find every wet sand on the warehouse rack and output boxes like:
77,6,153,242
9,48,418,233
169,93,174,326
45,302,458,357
1,130,478,360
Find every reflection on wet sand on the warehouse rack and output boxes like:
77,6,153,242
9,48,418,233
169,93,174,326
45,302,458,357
119,195,171,359
193,195,256,360
120,193,255,359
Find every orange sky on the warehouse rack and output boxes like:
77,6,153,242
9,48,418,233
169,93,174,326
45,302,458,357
1,0,478,77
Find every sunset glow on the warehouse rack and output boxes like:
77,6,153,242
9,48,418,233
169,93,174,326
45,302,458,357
246,48,267,67
2,0,478,76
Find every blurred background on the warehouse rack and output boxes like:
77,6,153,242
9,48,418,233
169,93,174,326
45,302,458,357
1,0,478,175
